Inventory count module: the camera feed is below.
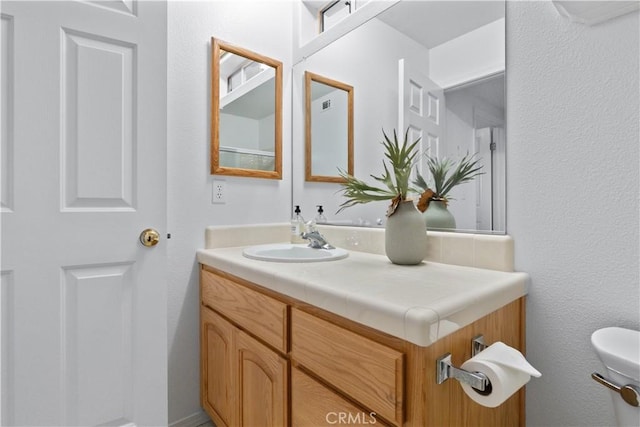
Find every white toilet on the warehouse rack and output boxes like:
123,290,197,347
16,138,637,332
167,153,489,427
591,327,640,427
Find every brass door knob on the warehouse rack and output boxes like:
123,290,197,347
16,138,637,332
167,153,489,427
140,228,160,247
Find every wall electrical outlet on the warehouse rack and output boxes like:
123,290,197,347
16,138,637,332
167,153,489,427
212,179,226,204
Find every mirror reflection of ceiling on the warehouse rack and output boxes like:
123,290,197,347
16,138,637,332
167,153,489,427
221,78,275,118
219,51,276,119
377,1,504,49
311,80,336,100
447,74,505,127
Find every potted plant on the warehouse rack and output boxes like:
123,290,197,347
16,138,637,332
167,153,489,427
413,153,484,230
338,129,426,265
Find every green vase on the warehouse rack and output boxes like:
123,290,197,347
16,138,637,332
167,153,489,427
424,200,456,230
385,200,427,265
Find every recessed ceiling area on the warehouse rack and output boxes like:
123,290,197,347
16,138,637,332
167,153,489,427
376,1,504,49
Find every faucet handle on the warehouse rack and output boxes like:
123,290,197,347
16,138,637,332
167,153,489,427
304,219,317,233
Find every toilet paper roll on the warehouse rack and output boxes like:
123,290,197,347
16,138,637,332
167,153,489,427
459,358,531,407
459,342,540,408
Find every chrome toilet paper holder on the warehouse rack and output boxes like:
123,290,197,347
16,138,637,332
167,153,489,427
436,335,492,393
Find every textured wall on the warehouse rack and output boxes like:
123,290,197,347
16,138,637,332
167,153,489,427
167,2,292,424
166,1,639,425
507,2,639,426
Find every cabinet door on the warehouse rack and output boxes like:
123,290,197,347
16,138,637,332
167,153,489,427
292,367,391,427
236,330,288,427
201,307,235,427
292,308,404,425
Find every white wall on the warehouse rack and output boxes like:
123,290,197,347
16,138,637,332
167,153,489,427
507,2,639,426
310,88,349,176
258,113,276,152
166,2,639,425
167,2,292,424
219,113,259,150
443,76,505,231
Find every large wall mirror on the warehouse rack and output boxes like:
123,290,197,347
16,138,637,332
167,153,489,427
211,38,283,179
305,71,354,182
292,0,506,233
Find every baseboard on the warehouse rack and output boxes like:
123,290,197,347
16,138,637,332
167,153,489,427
169,410,212,427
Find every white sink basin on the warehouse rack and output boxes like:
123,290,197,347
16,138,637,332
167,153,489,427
242,243,348,263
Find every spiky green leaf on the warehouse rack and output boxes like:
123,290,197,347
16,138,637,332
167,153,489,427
336,128,422,213
412,152,484,200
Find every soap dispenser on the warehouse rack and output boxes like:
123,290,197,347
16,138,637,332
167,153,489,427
291,205,305,243
315,205,327,224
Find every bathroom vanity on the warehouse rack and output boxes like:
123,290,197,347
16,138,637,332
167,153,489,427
197,224,528,427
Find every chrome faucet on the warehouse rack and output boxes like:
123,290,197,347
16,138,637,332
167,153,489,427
300,221,335,249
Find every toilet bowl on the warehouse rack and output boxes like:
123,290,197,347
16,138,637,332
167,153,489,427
591,327,640,427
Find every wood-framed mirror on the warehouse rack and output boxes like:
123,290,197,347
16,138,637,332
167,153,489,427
305,71,353,183
211,37,283,179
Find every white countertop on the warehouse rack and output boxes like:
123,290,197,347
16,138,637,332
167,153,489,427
197,235,528,347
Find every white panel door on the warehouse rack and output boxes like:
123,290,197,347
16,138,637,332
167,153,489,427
398,58,445,179
398,58,445,178
475,126,506,232
1,1,167,426
474,127,493,230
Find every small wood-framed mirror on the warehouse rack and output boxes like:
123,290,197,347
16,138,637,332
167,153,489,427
305,71,353,182
211,38,283,179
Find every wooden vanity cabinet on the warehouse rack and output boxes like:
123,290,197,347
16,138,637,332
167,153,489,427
200,265,525,427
